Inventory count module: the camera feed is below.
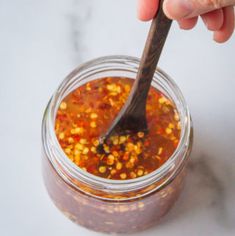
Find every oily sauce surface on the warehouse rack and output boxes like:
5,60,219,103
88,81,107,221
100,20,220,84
55,77,181,180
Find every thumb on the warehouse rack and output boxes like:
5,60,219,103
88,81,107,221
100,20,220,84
163,0,235,19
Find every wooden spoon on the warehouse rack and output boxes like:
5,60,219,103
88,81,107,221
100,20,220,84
100,2,172,143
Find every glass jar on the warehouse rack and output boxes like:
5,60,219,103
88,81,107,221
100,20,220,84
41,55,193,234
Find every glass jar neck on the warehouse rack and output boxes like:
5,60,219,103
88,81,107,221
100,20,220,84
42,55,192,200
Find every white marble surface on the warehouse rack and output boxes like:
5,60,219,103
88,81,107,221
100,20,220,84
0,0,235,235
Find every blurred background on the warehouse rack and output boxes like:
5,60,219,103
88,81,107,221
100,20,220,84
0,0,235,235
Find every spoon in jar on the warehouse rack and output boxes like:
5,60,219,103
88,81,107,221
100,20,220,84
100,1,172,145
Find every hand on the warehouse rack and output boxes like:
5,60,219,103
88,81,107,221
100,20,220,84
137,0,235,43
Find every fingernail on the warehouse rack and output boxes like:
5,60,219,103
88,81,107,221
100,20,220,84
164,0,194,19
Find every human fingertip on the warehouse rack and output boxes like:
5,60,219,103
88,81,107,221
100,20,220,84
137,0,158,21
213,6,235,43
137,11,153,21
163,0,194,20
213,31,233,43
178,17,198,30
213,33,226,43
163,0,173,19
201,10,224,31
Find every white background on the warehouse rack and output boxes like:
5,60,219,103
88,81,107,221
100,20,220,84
0,0,235,236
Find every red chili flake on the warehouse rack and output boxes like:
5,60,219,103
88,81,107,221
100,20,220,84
55,77,181,180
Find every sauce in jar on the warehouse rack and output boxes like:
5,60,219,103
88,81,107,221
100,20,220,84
42,56,192,233
55,77,181,180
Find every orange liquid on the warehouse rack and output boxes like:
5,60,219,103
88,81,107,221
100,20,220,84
55,77,181,180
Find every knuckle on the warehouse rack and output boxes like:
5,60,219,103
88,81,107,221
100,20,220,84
201,0,223,9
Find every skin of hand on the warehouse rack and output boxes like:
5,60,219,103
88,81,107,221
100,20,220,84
137,0,235,43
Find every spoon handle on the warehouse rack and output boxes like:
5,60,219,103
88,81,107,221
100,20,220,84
101,2,172,139
129,1,172,112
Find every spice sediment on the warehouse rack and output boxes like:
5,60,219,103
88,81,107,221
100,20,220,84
55,77,181,180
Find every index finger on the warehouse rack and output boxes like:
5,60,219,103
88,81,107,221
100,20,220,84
137,0,159,21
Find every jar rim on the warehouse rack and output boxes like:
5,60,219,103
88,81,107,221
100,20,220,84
42,55,192,194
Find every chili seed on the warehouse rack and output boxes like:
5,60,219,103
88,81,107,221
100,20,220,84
137,169,144,176
165,128,172,134
130,172,137,178
91,146,97,153
137,132,145,138
116,162,122,170
80,138,87,144
68,137,74,144
158,147,163,155
120,173,127,179
90,113,98,119
59,132,65,140
90,121,97,128
99,166,107,173
82,147,89,155
107,155,115,165
60,102,67,110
